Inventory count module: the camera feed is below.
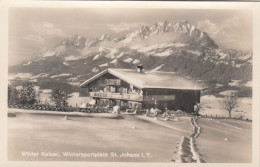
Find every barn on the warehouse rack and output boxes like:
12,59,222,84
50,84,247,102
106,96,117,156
80,66,203,112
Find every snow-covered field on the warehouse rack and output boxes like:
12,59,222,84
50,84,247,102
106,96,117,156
244,81,252,87
200,95,252,120
50,73,72,78
8,110,191,162
67,92,92,107
7,109,252,162
123,58,133,63
197,118,251,163
9,73,32,80
99,63,108,67
9,73,50,82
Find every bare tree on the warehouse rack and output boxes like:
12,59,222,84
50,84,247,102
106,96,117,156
221,92,238,118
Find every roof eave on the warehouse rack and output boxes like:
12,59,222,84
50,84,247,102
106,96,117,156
80,68,144,89
142,86,204,90
80,69,109,88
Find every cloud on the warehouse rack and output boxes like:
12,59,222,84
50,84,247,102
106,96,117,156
224,16,240,28
33,21,64,36
197,20,219,37
23,34,45,43
43,21,54,28
197,16,251,50
108,22,143,33
197,16,241,38
22,21,66,44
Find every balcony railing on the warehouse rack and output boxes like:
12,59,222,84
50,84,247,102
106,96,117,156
106,79,121,85
90,92,143,101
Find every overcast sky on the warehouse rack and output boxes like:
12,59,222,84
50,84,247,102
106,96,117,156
9,8,252,66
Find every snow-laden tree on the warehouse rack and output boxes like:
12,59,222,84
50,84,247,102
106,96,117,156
17,83,37,105
8,83,37,106
8,85,19,105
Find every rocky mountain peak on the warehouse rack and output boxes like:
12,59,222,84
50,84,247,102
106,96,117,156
136,24,150,39
61,34,86,48
99,33,113,41
121,20,218,48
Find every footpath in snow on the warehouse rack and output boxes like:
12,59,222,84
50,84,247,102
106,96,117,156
175,117,205,163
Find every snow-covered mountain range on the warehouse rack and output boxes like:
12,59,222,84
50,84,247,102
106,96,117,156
9,20,252,88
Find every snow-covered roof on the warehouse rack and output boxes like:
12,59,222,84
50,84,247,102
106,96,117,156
80,68,204,90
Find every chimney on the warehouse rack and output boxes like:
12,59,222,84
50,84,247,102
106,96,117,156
136,64,144,73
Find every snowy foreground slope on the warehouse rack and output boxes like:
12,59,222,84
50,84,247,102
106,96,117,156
197,118,251,163
8,109,251,163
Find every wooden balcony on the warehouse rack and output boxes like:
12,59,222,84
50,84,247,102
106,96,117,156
90,92,143,101
106,79,121,86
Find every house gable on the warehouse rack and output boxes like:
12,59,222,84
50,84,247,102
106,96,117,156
80,69,143,89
